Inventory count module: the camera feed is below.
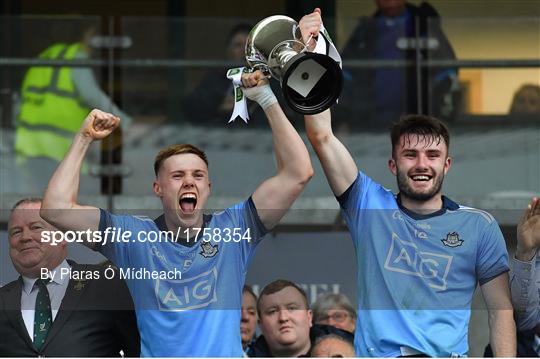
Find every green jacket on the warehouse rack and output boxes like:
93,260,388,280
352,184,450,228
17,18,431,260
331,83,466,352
16,42,90,162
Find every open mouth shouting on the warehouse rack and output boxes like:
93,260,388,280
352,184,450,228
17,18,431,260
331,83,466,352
178,192,197,215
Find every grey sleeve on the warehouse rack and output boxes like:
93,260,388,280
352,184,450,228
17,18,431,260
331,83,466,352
71,51,133,127
510,253,540,331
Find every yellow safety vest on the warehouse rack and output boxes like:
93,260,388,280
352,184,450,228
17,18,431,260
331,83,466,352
16,42,90,162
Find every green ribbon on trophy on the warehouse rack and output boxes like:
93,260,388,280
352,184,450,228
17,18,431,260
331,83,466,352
226,67,249,123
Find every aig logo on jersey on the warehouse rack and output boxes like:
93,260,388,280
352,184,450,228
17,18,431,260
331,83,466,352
384,232,453,290
441,232,464,248
155,267,218,311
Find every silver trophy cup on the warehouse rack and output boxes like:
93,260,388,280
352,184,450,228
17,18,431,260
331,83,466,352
245,15,342,115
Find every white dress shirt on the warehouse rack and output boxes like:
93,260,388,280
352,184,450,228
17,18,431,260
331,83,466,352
20,260,70,340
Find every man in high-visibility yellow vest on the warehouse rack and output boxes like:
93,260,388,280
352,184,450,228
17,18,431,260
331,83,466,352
16,27,131,164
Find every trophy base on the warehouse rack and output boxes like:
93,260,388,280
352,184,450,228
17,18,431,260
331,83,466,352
281,52,342,115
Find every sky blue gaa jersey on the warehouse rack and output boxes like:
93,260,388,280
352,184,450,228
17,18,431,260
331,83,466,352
338,172,509,357
97,198,266,357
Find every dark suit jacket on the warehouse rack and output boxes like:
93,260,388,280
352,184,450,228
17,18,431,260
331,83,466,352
0,261,140,357
248,324,355,357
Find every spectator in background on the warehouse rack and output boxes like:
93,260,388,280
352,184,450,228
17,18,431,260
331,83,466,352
16,24,132,165
0,198,139,357
10,23,132,195
312,293,356,334
338,0,459,128
242,285,258,353
250,279,312,357
509,84,540,114
182,24,258,127
509,197,540,355
248,279,354,357
311,334,356,358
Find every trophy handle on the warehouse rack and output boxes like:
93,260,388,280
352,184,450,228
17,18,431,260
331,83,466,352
243,60,272,78
267,39,306,79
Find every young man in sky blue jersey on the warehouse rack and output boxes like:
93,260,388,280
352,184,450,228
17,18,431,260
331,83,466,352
299,8,516,357
40,71,314,356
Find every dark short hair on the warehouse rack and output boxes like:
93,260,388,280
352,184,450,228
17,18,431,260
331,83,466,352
257,279,309,316
510,83,540,113
153,144,208,176
243,284,257,302
11,197,42,211
390,114,450,158
228,23,252,41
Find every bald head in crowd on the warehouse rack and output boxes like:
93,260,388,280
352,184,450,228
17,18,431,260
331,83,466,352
311,334,356,357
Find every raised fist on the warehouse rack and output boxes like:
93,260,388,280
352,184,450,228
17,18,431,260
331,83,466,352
240,70,276,110
241,70,269,88
299,8,322,52
80,109,120,141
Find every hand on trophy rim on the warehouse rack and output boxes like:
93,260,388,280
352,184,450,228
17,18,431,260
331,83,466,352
299,7,322,52
240,71,276,110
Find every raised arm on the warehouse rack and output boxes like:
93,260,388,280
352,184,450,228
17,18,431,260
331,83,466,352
481,273,517,357
71,54,133,127
299,9,358,196
304,110,358,196
244,71,313,230
41,109,120,248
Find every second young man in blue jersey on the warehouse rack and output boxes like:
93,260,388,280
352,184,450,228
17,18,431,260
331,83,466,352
299,8,516,357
